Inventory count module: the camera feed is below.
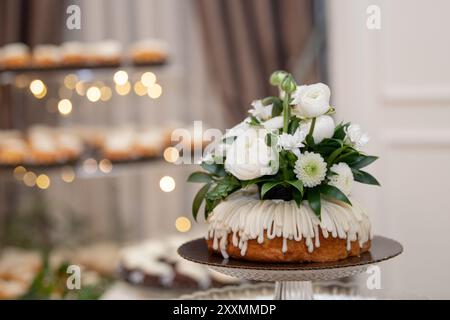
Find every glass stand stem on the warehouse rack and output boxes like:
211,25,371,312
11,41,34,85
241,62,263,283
273,281,314,300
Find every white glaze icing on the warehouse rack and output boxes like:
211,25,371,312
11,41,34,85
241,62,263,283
207,191,372,259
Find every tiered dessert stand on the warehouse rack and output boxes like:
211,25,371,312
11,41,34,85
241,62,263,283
178,236,403,300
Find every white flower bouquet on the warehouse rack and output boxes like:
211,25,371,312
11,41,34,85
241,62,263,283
188,71,379,221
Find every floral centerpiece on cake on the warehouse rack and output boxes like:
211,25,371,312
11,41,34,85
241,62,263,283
188,71,379,262
189,70,378,220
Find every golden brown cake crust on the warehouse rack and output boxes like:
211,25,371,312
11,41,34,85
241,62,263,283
207,233,371,263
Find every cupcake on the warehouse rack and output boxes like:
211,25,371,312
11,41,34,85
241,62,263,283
0,43,31,69
88,40,122,65
28,126,63,164
134,128,166,158
32,44,61,67
60,41,88,66
101,128,136,161
0,137,29,165
129,38,168,64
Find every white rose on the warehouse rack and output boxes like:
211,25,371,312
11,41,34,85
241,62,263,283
299,115,335,144
328,162,354,196
224,128,279,180
291,83,331,118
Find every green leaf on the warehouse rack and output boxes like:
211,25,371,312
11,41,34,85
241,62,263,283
248,116,261,126
187,172,213,183
326,146,347,168
293,189,303,207
222,136,237,144
352,169,380,186
307,188,321,218
349,155,378,169
335,150,359,163
261,181,284,199
201,162,226,177
241,176,272,188
305,134,315,146
192,183,211,221
265,133,277,147
288,117,300,134
333,122,350,140
286,180,303,195
319,185,352,206
204,198,220,220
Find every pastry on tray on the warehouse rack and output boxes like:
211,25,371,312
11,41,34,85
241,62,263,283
32,44,61,67
60,41,89,66
87,40,122,65
0,43,31,69
119,237,238,289
129,38,168,64
0,131,30,165
188,70,379,263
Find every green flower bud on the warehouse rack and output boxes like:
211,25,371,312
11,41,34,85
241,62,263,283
280,75,297,94
269,70,288,86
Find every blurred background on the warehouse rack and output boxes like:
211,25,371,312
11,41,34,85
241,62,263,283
0,0,449,299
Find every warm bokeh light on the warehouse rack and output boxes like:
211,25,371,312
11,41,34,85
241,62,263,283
23,172,37,187
15,75,29,88
75,81,87,96
159,176,175,192
13,166,27,181
87,86,101,102
113,70,128,85
36,174,51,189
58,99,72,115
64,74,78,89
148,83,162,99
58,86,73,99
34,86,47,99
29,79,45,95
133,81,147,96
99,159,113,173
61,166,76,183
163,147,179,163
83,158,98,174
100,86,113,101
141,72,156,87
175,216,191,233
115,82,131,96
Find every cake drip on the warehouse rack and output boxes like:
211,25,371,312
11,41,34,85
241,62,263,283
207,191,372,259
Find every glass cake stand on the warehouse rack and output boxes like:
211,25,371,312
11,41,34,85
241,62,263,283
177,236,403,300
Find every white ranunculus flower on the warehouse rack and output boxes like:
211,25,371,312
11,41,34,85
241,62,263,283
294,152,327,187
223,119,250,139
262,115,284,130
291,83,331,118
345,124,370,148
248,100,273,121
299,115,335,144
328,162,354,196
225,128,279,180
277,129,306,157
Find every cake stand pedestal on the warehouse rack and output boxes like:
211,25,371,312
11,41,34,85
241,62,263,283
178,236,403,300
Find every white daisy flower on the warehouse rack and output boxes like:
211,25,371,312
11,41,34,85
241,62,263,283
277,129,306,157
328,162,354,196
345,124,370,148
294,152,327,187
248,100,273,121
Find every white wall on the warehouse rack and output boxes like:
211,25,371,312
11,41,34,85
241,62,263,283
327,0,450,298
